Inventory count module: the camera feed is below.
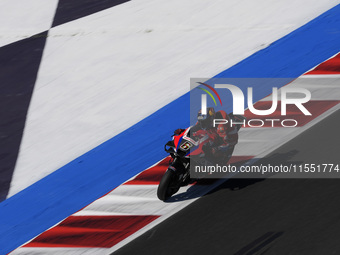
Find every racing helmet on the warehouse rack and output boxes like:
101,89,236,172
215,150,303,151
197,107,215,129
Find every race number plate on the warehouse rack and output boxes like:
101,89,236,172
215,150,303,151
180,141,193,151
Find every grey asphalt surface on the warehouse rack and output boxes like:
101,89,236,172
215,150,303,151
0,0,132,204
114,108,340,255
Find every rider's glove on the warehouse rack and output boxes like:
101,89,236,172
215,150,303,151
215,144,230,153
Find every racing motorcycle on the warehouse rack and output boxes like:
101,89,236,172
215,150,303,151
157,113,245,201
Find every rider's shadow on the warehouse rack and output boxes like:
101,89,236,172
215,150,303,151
165,150,302,203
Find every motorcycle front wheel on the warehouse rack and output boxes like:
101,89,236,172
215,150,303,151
157,169,180,201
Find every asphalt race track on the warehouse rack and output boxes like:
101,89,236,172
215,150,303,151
114,109,340,255
2,2,340,254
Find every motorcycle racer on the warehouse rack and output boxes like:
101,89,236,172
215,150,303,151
159,108,241,200
175,107,238,165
